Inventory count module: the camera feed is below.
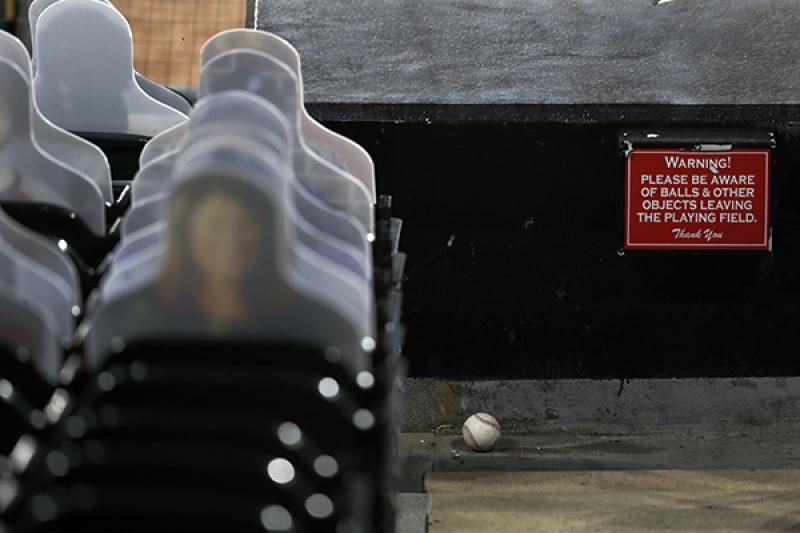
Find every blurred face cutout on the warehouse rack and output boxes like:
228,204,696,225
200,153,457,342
188,190,261,288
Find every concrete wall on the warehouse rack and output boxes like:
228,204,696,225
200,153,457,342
404,377,800,433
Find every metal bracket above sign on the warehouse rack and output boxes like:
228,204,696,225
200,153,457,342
619,129,775,252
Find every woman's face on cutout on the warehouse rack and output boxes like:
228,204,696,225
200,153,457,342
188,190,261,287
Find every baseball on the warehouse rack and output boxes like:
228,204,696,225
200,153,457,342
462,413,501,452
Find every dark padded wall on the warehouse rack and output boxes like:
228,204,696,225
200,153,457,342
256,1,800,379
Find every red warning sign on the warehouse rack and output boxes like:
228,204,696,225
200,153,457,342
625,149,771,250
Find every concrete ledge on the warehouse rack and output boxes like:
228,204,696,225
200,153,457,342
403,377,800,433
396,493,430,533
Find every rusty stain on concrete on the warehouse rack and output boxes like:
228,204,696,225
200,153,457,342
436,381,462,428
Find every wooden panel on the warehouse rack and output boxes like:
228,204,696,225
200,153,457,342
115,0,246,87
427,470,800,532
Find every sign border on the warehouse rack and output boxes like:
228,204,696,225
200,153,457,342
624,149,771,250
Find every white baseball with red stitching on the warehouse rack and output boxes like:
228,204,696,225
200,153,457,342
462,413,501,452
